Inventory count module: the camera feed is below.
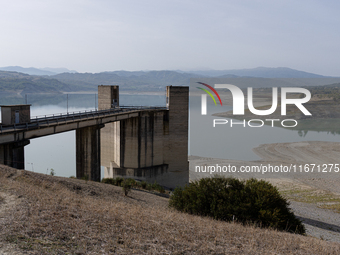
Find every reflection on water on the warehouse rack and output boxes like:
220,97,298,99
294,119,340,136
189,95,340,160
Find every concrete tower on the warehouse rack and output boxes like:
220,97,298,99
99,85,189,189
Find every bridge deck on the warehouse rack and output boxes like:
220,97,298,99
0,106,167,144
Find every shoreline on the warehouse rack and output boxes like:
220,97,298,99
190,141,340,191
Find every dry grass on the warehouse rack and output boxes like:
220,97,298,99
1,165,340,254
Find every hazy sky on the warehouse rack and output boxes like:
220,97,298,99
1,0,340,75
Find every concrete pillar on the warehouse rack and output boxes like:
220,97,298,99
162,86,189,187
99,85,121,170
0,140,30,169
98,85,119,110
76,125,103,181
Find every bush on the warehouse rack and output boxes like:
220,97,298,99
81,175,89,181
101,177,124,186
102,178,116,185
151,181,165,193
122,180,132,196
125,178,137,187
115,177,124,187
101,178,165,194
169,177,305,234
141,181,147,189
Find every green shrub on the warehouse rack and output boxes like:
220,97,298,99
101,177,166,194
125,178,137,187
146,183,152,191
81,175,89,181
101,178,116,185
115,177,124,187
169,177,305,234
141,181,147,189
151,181,165,193
122,180,132,196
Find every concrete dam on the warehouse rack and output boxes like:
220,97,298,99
0,85,189,188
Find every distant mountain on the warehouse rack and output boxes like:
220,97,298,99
0,66,330,79
2,67,340,94
51,69,340,92
190,77,340,89
51,70,195,91
186,67,326,78
0,71,79,94
0,66,77,76
102,70,149,77
41,67,78,74
0,66,57,76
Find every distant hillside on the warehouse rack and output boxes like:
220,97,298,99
0,66,57,76
51,70,194,91
187,67,326,78
2,67,340,94
40,67,77,74
190,77,340,89
0,66,332,78
0,66,77,76
0,71,76,94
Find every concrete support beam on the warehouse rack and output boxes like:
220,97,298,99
76,125,103,181
99,85,120,175
0,140,30,169
162,86,189,187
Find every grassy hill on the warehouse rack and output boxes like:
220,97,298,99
0,165,339,254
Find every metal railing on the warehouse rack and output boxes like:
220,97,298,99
0,106,167,134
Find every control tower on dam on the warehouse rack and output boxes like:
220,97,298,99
100,85,189,188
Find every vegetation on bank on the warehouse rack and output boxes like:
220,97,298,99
169,176,305,234
308,83,340,101
102,177,166,195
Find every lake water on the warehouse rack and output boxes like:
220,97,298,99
189,95,340,160
1,91,340,178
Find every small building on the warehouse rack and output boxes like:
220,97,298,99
0,105,31,125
